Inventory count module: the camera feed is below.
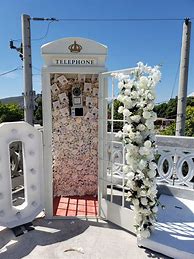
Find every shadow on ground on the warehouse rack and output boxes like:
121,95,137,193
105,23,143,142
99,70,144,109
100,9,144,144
0,218,124,259
0,217,170,259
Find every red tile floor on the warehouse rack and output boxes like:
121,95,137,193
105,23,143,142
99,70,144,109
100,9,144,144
53,196,98,217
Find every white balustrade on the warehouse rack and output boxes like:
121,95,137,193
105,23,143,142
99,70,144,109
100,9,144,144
108,133,194,189
156,135,194,188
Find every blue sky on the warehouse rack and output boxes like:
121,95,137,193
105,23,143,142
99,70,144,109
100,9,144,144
0,0,194,103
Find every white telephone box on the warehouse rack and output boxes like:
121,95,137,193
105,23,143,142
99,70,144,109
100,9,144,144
41,37,107,217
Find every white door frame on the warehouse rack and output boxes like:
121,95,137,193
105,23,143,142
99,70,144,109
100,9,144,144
98,68,136,233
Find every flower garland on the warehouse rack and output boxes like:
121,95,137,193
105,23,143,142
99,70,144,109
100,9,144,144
112,62,161,239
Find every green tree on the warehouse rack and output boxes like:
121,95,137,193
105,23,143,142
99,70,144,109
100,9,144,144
108,100,123,132
160,106,194,137
165,97,177,118
154,96,194,119
0,103,23,123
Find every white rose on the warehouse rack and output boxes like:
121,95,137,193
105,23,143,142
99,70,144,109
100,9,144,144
152,206,158,213
130,162,138,171
123,108,131,117
118,106,124,113
137,171,145,179
144,140,152,148
147,186,157,196
134,214,142,224
141,197,148,206
123,97,133,109
147,102,154,110
123,124,131,132
128,131,135,140
138,159,147,170
133,199,139,206
124,89,131,95
147,170,156,178
140,229,150,239
149,200,156,206
115,131,123,138
125,81,133,89
145,120,154,130
149,162,157,170
140,190,147,196
140,146,151,156
143,178,151,186
150,112,157,121
131,91,138,99
131,115,141,123
137,124,146,131
143,111,151,119
117,94,124,102
127,172,135,181
118,81,124,90
147,92,155,100
139,76,148,89
134,132,143,144
126,157,136,165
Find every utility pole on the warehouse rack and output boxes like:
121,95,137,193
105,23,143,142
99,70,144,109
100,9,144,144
176,18,191,136
22,14,34,125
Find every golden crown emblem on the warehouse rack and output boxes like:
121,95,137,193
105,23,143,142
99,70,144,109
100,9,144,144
68,41,82,53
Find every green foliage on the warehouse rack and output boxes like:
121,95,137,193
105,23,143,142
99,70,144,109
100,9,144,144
155,96,194,119
154,97,177,119
160,122,176,136
108,99,123,131
112,96,194,137
0,103,23,123
160,106,194,137
185,106,194,136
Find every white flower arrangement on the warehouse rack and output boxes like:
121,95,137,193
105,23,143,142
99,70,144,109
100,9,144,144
112,62,161,239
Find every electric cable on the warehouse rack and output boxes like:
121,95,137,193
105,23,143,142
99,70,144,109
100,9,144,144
11,17,193,43
0,67,22,77
31,21,54,41
12,21,55,43
57,17,194,22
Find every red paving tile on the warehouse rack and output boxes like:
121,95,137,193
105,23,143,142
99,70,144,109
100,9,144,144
53,196,98,217
56,209,66,216
58,202,68,209
77,204,86,211
69,198,78,205
78,199,86,205
60,197,69,203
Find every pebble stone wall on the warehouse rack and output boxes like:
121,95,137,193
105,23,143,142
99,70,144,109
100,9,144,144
50,73,99,197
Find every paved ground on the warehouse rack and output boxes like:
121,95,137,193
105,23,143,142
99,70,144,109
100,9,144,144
0,217,170,259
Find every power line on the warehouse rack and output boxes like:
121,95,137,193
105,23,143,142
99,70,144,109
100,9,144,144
11,16,194,43
31,21,54,41
0,67,22,77
12,18,57,43
57,17,194,22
